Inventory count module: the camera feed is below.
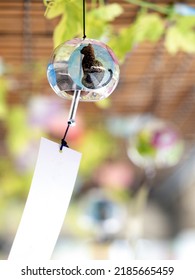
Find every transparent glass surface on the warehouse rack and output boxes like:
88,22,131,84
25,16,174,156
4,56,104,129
47,38,120,101
127,118,184,169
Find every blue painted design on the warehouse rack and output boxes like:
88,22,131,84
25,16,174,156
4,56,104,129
47,63,57,87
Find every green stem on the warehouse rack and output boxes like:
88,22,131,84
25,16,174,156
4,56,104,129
126,0,171,15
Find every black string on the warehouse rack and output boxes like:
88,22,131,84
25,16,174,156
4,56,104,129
60,122,71,151
60,0,86,151
83,0,86,39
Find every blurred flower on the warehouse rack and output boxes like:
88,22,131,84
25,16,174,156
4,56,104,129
94,159,134,190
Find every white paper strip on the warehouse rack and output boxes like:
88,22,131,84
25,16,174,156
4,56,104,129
8,137,82,260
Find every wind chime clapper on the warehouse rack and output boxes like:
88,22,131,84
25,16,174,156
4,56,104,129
47,0,120,151
59,89,81,151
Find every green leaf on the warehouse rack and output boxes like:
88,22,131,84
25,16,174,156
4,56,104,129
164,15,195,54
53,1,82,47
125,0,171,15
164,27,181,54
86,16,110,40
108,13,164,63
108,25,134,63
182,33,195,53
133,13,165,43
89,3,123,22
176,16,195,32
85,3,123,40
165,25,195,54
53,14,67,47
44,0,65,19
46,1,123,48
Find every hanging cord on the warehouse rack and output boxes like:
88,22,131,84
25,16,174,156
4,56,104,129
60,123,70,151
60,0,86,151
83,0,86,39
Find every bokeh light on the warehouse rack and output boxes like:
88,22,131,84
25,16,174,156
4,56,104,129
127,117,184,170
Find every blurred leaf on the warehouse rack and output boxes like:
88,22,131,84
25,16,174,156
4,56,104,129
53,14,67,47
1,172,30,198
165,24,195,54
133,13,165,43
176,15,195,32
164,15,195,54
89,3,123,22
86,16,109,40
85,3,122,40
0,77,8,119
108,13,164,63
53,1,82,47
108,25,134,63
0,158,31,201
125,0,172,15
79,129,116,177
6,106,31,155
44,0,195,59
45,1,123,48
165,26,183,54
44,0,66,19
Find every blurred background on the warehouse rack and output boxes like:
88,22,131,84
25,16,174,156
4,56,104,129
1,0,195,260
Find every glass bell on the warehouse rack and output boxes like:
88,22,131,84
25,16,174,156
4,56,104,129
127,118,184,169
47,38,120,101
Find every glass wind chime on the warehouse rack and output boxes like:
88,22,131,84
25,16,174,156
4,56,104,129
47,0,120,150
